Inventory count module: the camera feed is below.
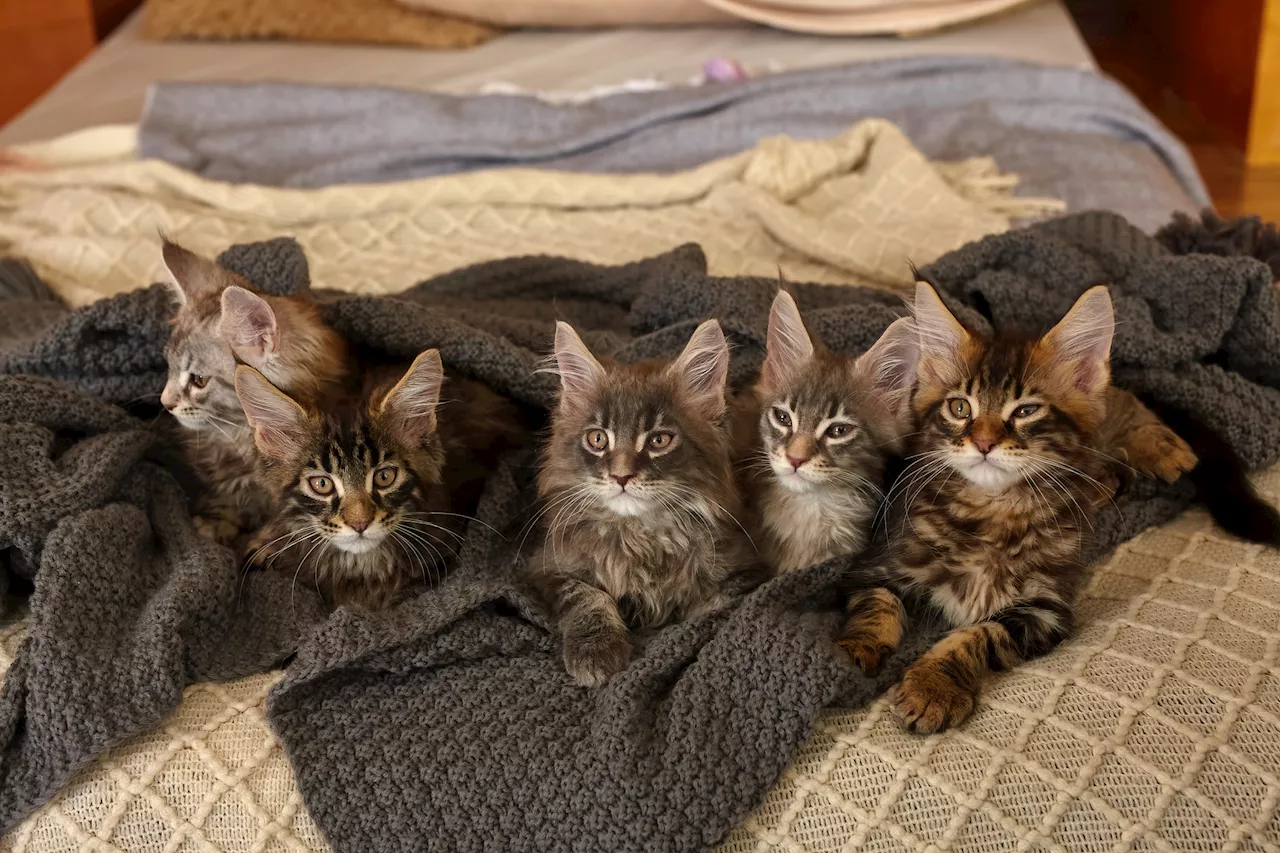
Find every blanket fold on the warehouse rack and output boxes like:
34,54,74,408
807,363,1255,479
3,210,1280,851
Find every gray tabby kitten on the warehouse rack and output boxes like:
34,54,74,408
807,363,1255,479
532,320,755,686
159,241,348,543
736,290,918,573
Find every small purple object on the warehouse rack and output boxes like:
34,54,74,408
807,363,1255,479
703,57,747,83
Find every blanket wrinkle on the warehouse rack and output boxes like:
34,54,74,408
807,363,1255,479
2,210,1280,852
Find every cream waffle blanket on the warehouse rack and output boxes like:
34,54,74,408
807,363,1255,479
3,120,1274,853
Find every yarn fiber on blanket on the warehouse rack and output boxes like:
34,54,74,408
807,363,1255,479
2,210,1280,853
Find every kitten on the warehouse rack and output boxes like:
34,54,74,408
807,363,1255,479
837,283,1134,733
159,240,347,543
736,290,918,573
236,350,522,610
532,320,756,686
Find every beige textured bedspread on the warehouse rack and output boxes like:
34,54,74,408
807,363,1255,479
2,121,1277,853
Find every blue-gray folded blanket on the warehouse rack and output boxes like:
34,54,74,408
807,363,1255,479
138,57,1205,232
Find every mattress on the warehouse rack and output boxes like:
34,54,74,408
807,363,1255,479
0,0,1093,146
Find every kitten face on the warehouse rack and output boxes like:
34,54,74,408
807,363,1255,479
912,283,1114,493
543,320,732,519
757,291,917,494
159,240,345,435
236,352,445,560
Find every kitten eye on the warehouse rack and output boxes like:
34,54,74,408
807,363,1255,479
824,423,854,440
584,429,609,451
190,374,209,389
374,466,398,488
1013,403,1041,419
771,407,792,428
307,475,335,496
947,398,972,419
647,431,675,451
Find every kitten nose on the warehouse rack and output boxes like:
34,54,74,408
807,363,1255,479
612,474,634,488
787,455,808,470
347,518,370,533
973,437,997,455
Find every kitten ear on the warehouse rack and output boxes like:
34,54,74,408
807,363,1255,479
853,317,919,414
762,290,814,387
218,286,278,367
162,240,229,307
913,282,970,385
379,349,444,444
1041,286,1114,396
235,366,308,460
670,319,730,415
553,321,606,397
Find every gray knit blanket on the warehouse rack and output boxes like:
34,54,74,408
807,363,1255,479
3,211,1279,852
137,57,1205,232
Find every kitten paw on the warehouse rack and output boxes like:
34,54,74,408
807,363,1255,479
563,631,632,687
889,662,977,734
836,639,893,676
194,513,241,546
1128,425,1198,484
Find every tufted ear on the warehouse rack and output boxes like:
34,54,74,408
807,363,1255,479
912,282,973,386
218,286,278,367
669,319,730,416
162,240,234,307
235,366,308,460
552,321,606,398
853,317,919,415
378,349,444,444
762,289,814,388
1040,286,1114,397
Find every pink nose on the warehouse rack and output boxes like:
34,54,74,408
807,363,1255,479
612,474,634,488
973,437,997,454
347,518,370,533
787,455,808,470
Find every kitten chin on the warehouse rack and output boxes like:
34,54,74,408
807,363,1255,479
532,320,759,687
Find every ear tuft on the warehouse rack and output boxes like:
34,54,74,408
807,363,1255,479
234,366,308,460
552,321,606,398
162,240,229,307
218,286,279,367
853,317,919,414
762,289,814,387
670,319,730,415
1043,285,1114,395
379,349,444,444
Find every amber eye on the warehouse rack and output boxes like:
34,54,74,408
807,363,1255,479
825,422,854,440
307,475,335,496
771,407,792,428
374,466,398,488
584,429,609,451
1013,403,1041,419
947,398,972,419
648,431,675,451
190,374,209,389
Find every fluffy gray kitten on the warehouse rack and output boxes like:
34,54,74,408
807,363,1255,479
531,320,757,687
736,290,918,574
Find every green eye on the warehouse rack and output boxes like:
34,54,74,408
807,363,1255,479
947,398,971,419
1013,403,1041,419
307,475,334,496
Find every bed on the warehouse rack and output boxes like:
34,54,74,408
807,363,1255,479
3,3,1276,853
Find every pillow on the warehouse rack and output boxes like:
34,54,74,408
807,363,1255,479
142,0,501,49
695,0,1036,36
393,0,735,27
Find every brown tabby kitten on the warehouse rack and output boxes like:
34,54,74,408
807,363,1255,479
533,320,755,686
236,351,523,610
736,290,918,573
838,283,1144,733
160,241,347,543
